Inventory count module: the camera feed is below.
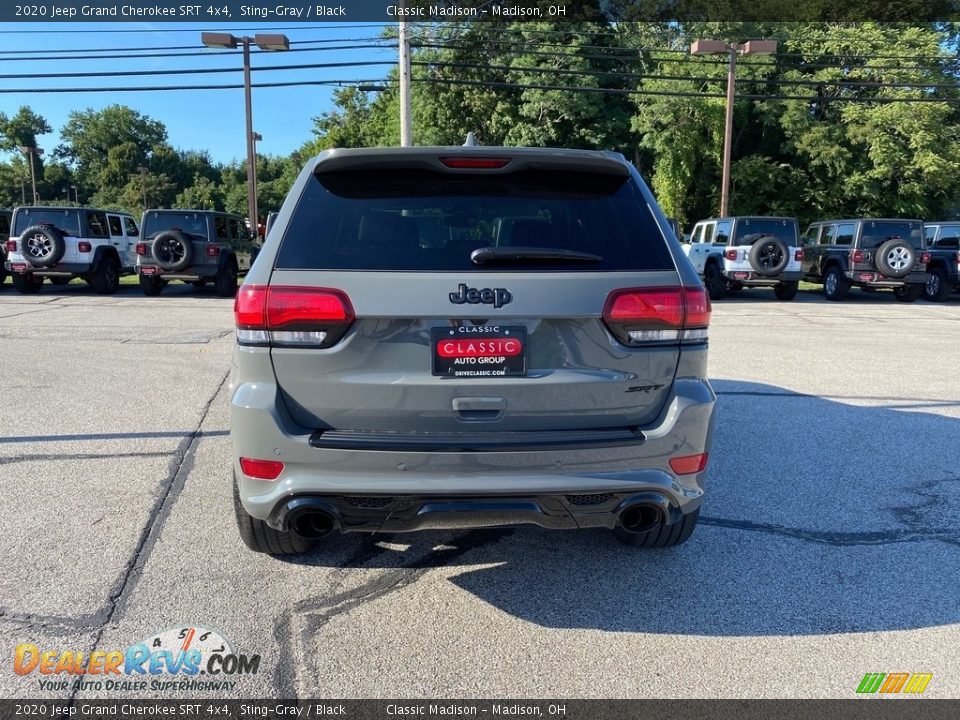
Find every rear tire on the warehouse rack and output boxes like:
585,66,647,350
614,508,699,548
774,280,799,301
704,263,724,301
214,260,238,298
12,273,43,294
89,257,120,295
925,267,951,302
139,274,164,296
894,284,923,303
823,266,849,301
233,474,316,555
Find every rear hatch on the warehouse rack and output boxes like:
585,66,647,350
256,150,702,435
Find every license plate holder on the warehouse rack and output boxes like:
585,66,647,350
432,326,526,378
10,262,28,273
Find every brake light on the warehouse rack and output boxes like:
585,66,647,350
724,249,737,261
669,453,709,475
5,240,15,252
794,249,804,261
239,457,284,480
135,243,147,255
920,252,930,264
851,249,866,263
234,285,354,348
207,245,220,257
439,156,511,169
602,287,710,345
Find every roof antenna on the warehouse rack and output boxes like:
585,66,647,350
463,132,479,147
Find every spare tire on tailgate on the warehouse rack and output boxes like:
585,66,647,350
151,230,194,272
748,237,789,276
20,224,66,268
875,239,915,278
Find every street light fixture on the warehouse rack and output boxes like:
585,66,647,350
691,39,778,216
201,31,290,240
18,146,44,204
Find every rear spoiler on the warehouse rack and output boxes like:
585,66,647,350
312,147,630,177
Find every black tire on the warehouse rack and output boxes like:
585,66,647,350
139,274,164,296
925,266,951,302
748,238,789,276
823,265,849,301
774,280,799,301
214,260,238,298
48,276,71,286
89,256,120,295
894,284,923,303
704,263,725,301
614,508,700,548
0,258,7,288
233,474,316,555
875,239,915,279
12,273,43,294
151,231,194,272
19,224,66,268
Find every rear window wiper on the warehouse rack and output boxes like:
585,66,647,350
470,246,602,265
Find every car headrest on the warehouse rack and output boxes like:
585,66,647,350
359,212,419,250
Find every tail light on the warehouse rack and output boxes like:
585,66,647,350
207,245,220,257
920,252,930,264
669,453,709,475
77,241,92,253
239,457,284,480
794,249,804,261
135,243,147,255
724,249,738,261
234,285,354,348
5,240,15,252
602,287,710,346
439,156,511,169
851,249,866,263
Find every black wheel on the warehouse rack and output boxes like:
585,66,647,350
614,508,700,548
748,238,789,276
48,276,71,286
19,224,66,268
214,260,238,297
925,267,951,302
774,280,799,301
704,263,724,301
89,257,120,295
894,284,923,303
875,239,916,279
823,266,849,301
139,274,164,296
0,259,7,288
12,273,43,294
233,474,316,555
151,231,194,272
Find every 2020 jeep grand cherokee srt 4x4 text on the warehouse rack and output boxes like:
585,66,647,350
229,146,716,555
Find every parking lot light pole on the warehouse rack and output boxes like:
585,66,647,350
201,31,289,240
18,146,43,204
691,39,777,216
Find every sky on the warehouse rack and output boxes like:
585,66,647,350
0,22,394,164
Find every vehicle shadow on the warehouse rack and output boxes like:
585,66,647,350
0,281,235,300
288,379,960,635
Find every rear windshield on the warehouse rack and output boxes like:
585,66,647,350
142,212,210,240
860,220,924,249
13,209,81,237
275,169,675,272
733,218,798,245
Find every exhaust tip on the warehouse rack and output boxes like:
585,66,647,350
619,504,664,534
291,510,336,539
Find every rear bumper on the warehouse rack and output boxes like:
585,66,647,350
722,269,802,284
137,264,219,280
5,262,93,275
230,355,716,527
268,490,686,533
845,270,928,287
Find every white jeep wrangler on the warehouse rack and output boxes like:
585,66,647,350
4,206,140,295
682,216,804,301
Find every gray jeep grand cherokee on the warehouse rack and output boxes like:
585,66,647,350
230,146,716,555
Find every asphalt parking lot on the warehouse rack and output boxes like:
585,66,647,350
1,283,958,700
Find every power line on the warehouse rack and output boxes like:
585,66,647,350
0,24,384,34
0,42,396,63
0,36,389,56
0,60,393,81
0,78,391,93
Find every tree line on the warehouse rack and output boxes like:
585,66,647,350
2,21,958,227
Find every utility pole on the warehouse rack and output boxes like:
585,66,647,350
19,177,27,204
18,146,43,204
138,166,149,209
71,185,78,204
690,39,777,216
398,19,412,146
